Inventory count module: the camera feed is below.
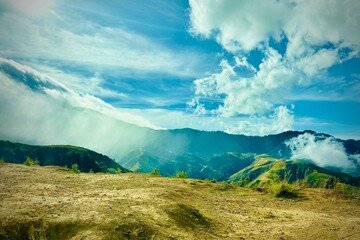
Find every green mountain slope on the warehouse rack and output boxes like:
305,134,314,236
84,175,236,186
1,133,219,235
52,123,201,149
229,156,360,187
0,140,129,173
116,129,360,178
120,149,255,181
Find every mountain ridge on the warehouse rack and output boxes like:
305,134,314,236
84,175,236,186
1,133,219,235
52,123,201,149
0,140,129,173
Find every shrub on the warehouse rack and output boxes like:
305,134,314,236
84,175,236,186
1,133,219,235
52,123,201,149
237,177,250,187
174,171,188,178
269,181,299,198
89,169,94,173
106,168,116,174
23,157,38,166
150,168,160,176
116,168,123,174
0,158,5,165
335,183,360,199
71,164,80,173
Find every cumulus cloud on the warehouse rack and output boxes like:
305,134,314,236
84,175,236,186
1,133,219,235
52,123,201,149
188,0,360,135
190,48,297,116
225,105,294,136
189,0,360,54
286,133,357,169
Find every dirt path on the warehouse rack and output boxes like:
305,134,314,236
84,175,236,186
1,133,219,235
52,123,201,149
0,163,359,239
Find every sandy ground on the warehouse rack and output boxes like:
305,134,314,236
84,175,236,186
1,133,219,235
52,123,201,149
0,163,359,240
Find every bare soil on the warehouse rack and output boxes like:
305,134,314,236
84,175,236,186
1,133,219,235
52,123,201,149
0,163,359,239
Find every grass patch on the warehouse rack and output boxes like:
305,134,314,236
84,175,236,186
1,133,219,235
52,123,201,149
335,183,360,199
112,221,156,240
269,181,300,198
167,204,211,230
150,167,160,176
23,157,38,166
71,164,80,173
173,171,188,178
214,182,237,191
0,220,89,240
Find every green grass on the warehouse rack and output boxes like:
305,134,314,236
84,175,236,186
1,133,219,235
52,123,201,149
167,204,211,229
71,164,80,173
269,181,300,198
150,167,160,176
174,171,188,178
23,157,38,166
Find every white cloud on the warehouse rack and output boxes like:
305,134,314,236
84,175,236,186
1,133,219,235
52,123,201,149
0,57,169,159
189,0,360,55
286,133,356,169
189,0,287,52
0,57,157,129
224,105,294,136
191,48,298,116
188,0,360,135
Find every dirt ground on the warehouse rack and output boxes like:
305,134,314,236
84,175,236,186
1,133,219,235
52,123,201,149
0,163,359,239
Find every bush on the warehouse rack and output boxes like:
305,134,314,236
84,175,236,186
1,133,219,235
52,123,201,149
23,157,38,166
0,158,5,165
71,164,80,173
335,183,360,199
150,168,160,176
116,168,123,174
269,181,299,198
174,171,187,178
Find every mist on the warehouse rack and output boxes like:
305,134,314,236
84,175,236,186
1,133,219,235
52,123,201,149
0,59,172,161
286,133,357,170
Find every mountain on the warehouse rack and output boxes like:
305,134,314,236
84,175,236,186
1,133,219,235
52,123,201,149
117,129,360,179
229,156,360,187
2,58,360,180
0,140,129,173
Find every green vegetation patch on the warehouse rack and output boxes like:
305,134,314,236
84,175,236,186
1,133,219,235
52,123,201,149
269,181,300,198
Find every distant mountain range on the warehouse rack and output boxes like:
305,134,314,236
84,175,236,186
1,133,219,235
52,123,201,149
1,58,360,187
1,129,359,187
117,129,360,179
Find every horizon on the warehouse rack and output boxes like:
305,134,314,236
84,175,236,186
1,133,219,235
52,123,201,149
0,0,360,141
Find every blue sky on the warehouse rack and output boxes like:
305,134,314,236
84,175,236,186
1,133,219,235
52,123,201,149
0,0,359,139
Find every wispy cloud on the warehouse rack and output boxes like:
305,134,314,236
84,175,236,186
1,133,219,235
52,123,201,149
0,1,207,78
0,58,157,129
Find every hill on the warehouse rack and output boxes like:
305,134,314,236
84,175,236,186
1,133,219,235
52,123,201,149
229,156,360,188
0,140,128,173
0,163,359,240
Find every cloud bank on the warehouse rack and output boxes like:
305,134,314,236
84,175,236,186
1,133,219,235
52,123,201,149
0,58,160,158
286,133,358,170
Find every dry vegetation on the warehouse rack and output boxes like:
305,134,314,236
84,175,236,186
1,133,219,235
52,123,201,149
0,163,360,240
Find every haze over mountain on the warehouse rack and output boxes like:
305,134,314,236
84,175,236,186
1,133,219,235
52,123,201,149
1,56,360,179
1,1,360,239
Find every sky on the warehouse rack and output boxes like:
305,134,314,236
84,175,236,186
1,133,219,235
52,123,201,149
0,0,360,140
